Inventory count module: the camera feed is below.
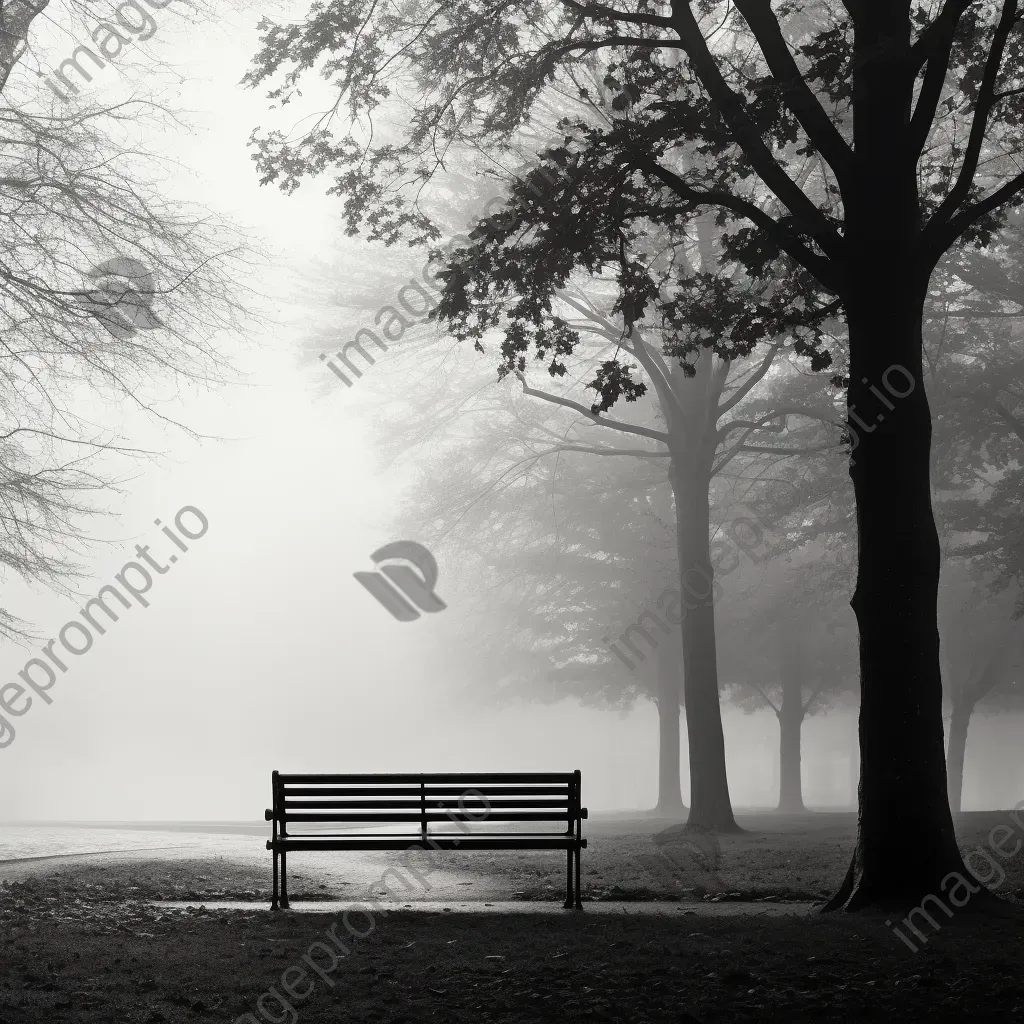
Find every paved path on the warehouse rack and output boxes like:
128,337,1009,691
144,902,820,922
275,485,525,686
153,898,818,917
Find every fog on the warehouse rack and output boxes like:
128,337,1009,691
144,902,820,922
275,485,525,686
0,0,1021,828
6,6,1024,1022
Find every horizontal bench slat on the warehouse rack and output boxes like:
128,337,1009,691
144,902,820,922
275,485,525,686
275,772,576,784
281,798,569,810
282,811,574,823
279,786,572,797
270,836,586,851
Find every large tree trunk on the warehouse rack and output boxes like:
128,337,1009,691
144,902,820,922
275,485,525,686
670,452,739,833
776,675,805,813
654,647,686,817
945,698,974,816
825,270,974,910
824,26,976,907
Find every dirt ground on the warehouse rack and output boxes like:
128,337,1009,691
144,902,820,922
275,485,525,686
1,810,1023,1022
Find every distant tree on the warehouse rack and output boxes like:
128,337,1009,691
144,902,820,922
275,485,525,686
379,270,844,832
917,220,1024,809
937,562,1024,812
721,550,857,812
387,354,838,823
398,395,692,814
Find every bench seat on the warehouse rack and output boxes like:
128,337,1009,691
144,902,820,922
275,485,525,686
267,833,585,848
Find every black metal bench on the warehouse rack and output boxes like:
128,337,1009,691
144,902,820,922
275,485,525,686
265,770,588,910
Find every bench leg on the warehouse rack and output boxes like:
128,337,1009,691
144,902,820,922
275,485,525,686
271,848,279,911
575,843,582,909
281,851,290,910
563,847,573,909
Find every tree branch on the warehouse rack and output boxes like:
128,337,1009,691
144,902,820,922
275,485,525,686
908,0,975,152
802,683,825,715
923,0,1023,240
733,1,854,192
556,0,673,30
539,443,672,458
717,404,842,441
718,417,788,438
638,158,840,292
926,167,1024,258
515,370,670,443
717,344,782,415
742,678,780,714
666,0,845,265
556,289,690,438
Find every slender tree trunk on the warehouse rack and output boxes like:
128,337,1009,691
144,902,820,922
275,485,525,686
670,451,739,833
776,676,805,813
824,27,976,906
655,649,686,817
946,663,997,816
946,698,974,816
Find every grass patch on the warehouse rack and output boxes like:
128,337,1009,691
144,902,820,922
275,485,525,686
3,810,1024,1021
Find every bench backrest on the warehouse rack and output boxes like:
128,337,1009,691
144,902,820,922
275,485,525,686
270,771,582,833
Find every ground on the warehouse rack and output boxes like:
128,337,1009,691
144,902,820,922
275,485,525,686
1,811,1022,1022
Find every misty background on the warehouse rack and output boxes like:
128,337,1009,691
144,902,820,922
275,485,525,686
0,0,1020,824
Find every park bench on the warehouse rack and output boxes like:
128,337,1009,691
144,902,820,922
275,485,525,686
265,770,588,910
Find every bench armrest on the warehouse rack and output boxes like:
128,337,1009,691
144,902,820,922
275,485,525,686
580,808,589,819
265,809,275,821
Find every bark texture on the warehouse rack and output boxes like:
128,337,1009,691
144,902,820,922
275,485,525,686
655,645,686,817
671,443,739,832
776,674,806,813
824,21,974,904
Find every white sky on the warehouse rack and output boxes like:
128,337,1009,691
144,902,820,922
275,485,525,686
0,1,1017,820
